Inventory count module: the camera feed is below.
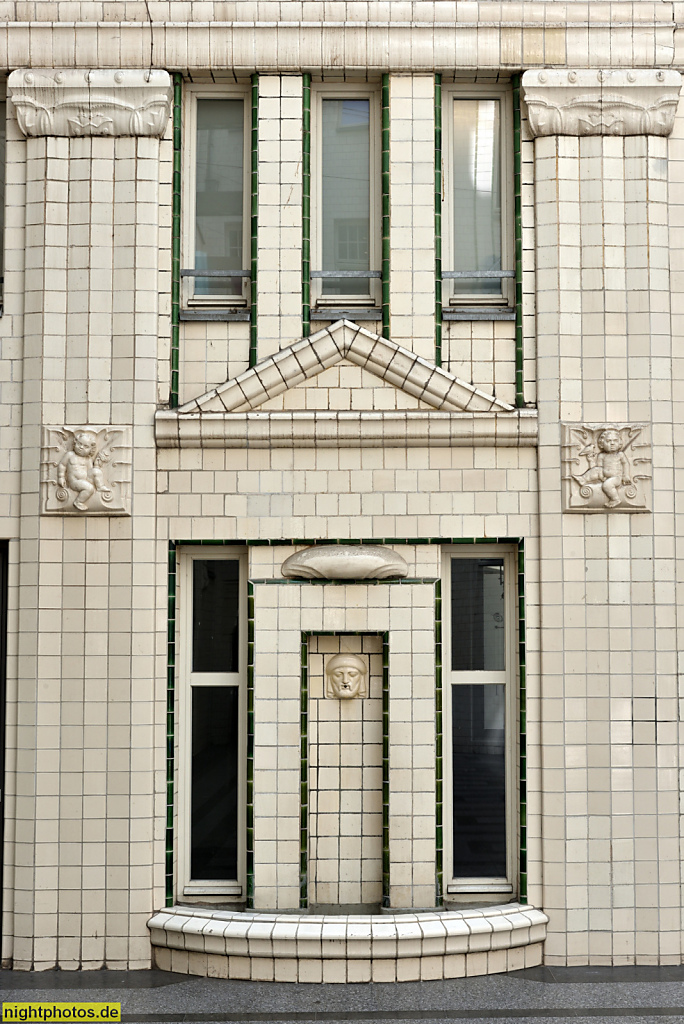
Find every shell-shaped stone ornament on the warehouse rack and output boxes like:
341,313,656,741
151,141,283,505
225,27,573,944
281,544,408,580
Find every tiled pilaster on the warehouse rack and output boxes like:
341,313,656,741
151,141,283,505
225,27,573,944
256,75,303,360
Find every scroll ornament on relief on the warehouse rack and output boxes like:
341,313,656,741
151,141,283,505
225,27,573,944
41,426,131,515
561,424,652,513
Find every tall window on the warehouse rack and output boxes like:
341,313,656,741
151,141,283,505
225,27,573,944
183,89,249,307
181,551,246,898
313,88,380,309
444,90,513,308
444,548,516,897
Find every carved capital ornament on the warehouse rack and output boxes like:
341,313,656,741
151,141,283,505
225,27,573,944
522,69,682,138
8,69,172,138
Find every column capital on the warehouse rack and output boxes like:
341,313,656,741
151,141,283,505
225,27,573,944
7,68,172,138
521,69,682,138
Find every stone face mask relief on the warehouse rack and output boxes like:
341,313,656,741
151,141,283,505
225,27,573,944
325,653,368,699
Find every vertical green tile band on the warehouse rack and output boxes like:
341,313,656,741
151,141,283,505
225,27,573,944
165,542,177,906
381,74,390,342
300,634,309,908
249,74,259,368
170,74,182,409
434,74,442,368
434,578,443,904
513,73,524,409
382,632,390,908
518,540,527,902
246,581,255,906
302,73,311,338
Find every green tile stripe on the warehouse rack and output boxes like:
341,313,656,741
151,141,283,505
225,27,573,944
512,73,524,408
518,539,527,902
382,632,390,907
434,577,443,905
302,73,311,339
434,74,442,368
170,74,182,409
165,542,177,906
299,633,309,908
249,73,259,367
381,74,390,342
246,581,255,907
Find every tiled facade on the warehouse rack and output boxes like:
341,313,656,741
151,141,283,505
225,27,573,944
0,0,683,980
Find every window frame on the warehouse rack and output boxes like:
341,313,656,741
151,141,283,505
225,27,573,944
442,86,514,310
442,545,518,899
179,547,248,900
182,84,251,310
311,83,382,310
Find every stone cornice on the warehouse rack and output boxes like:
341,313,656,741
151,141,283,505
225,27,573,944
0,21,675,73
522,69,682,137
7,68,172,138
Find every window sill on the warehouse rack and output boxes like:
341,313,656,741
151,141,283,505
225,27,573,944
443,308,515,321
311,308,382,321
180,309,251,322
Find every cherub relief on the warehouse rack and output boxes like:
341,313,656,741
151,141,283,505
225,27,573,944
562,423,652,513
42,425,130,516
56,429,113,511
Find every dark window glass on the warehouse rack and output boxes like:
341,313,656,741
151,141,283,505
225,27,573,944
192,559,240,673
195,98,244,298
451,558,505,671
191,686,239,879
452,683,506,877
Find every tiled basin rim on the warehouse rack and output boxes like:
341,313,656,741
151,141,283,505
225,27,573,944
148,903,548,981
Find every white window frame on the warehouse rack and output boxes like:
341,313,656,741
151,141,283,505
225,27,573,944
442,545,518,899
311,84,381,309
182,85,251,309
442,86,514,308
179,547,248,900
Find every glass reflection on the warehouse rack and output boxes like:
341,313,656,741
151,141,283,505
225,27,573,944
321,98,370,297
452,99,502,298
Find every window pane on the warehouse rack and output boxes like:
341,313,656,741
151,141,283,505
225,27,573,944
192,560,240,673
451,558,505,672
195,99,244,297
321,98,370,297
452,684,506,877
452,99,501,298
191,686,239,879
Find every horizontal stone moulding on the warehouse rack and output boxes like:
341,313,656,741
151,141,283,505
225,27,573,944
154,409,538,449
148,903,548,982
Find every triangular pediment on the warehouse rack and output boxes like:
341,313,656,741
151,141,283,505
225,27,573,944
178,320,513,415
